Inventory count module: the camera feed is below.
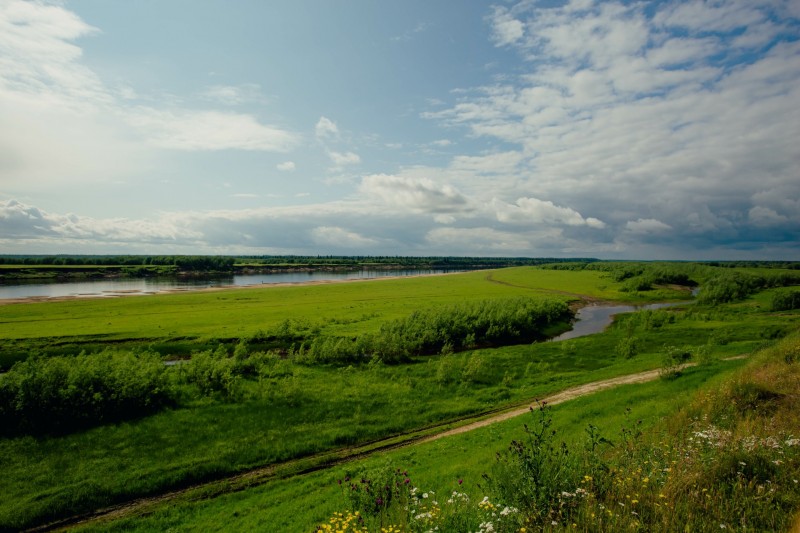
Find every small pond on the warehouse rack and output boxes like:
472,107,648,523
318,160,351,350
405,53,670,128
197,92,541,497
551,301,690,342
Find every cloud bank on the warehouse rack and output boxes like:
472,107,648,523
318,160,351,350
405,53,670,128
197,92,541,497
1,0,798,259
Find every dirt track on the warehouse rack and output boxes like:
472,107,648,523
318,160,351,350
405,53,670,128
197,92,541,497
35,364,690,532
419,367,666,443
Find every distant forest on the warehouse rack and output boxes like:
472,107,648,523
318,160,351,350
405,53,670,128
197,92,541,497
1,255,799,270
0,255,600,271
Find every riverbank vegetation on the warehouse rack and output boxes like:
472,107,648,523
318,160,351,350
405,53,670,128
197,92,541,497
0,255,594,281
0,262,798,531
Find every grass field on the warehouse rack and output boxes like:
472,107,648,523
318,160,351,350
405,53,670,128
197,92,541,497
0,268,690,369
76,358,749,532
1,264,797,531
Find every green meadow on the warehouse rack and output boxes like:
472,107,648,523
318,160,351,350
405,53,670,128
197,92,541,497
1,263,798,531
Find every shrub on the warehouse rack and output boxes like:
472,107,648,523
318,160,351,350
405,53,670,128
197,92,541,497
0,350,174,436
659,345,692,379
771,290,800,311
296,298,572,365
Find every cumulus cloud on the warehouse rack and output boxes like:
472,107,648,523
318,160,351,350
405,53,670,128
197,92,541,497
494,197,606,228
3,1,799,260
0,0,296,188
328,151,361,166
489,6,525,47
359,174,471,214
310,226,378,248
426,227,531,253
625,218,673,234
749,206,789,227
315,116,339,139
0,199,202,244
426,0,800,258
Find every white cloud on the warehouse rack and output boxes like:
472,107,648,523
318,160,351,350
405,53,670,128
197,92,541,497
277,161,296,171
360,174,470,214
0,0,296,190
450,151,524,175
494,197,606,228
127,108,297,151
328,151,361,166
625,218,672,234
315,116,339,139
489,6,525,47
426,227,531,253
310,226,378,248
0,199,202,243
748,206,789,227
423,0,800,257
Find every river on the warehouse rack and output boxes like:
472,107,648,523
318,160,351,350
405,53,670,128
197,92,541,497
0,269,463,301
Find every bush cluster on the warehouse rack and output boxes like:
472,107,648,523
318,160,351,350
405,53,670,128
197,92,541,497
771,289,800,311
698,271,800,305
296,298,572,364
0,350,174,436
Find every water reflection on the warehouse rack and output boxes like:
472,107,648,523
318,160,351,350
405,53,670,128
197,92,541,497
551,301,690,342
0,269,462,300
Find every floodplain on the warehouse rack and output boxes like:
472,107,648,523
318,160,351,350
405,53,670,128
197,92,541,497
1,262,799,532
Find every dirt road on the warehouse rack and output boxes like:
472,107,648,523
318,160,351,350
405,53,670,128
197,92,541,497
34,364,692,532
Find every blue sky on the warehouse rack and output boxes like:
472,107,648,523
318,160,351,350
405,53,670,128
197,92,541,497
1,0,799,259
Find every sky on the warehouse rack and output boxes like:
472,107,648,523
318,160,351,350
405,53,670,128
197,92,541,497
1,0,799,260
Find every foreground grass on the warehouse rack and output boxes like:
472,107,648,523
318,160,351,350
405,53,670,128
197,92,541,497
84,334,800,533
0,335,666,531
77,358,750,532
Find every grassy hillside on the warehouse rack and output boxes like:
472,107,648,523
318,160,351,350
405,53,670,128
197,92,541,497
80,335,800,532
0,264,797,531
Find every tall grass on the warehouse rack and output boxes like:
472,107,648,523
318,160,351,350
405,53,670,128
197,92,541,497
310,333,800,532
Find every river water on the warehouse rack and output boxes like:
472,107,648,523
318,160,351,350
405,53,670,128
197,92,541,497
0,269,461,301
551,301,690,342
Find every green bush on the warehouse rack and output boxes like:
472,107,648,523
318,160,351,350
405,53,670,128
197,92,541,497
0,350,174,436
297,298,572,365
771,290,800,311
